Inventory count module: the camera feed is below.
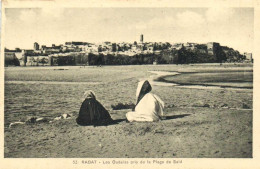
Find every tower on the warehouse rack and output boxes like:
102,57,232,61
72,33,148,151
140,34,144,43
112,43,117,52
34,42,39,51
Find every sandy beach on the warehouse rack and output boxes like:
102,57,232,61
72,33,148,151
4,64,253,158
5,107,252,158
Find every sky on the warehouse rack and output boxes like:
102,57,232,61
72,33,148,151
4,8,253,53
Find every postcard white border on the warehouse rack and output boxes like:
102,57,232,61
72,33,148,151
1,0,260,169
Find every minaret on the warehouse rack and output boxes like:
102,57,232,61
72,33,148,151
140,34,144,43
34,42,39,51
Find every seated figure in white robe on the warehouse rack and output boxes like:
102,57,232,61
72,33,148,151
126,80,164,122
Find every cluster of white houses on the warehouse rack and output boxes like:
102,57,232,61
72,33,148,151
5,35,253,66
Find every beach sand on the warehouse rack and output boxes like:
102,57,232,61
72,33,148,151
4,107,252,158
4,64,253,158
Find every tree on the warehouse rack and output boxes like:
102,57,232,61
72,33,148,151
57,55,75,66
88,53,98,65
177,47,188,64
104,54,115,65
143,54,154,64
4,54,20,67
97,54,104,65
216,46,227,63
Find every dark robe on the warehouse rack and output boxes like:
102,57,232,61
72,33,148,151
76,98,112,126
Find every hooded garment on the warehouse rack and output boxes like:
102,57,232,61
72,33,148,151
76,90,112,126
126,80,164,122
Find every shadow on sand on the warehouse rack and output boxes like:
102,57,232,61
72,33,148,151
90,114,191,127
162,114,191,120
92,119,126,127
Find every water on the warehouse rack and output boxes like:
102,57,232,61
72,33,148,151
150,71,253,90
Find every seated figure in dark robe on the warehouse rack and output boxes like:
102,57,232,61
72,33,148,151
76,90,113,126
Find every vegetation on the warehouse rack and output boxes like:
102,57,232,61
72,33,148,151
79,47,245,66
5,44,247,67
5,56,20,67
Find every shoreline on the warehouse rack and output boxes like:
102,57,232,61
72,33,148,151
149,71,253,90
4,64,253,158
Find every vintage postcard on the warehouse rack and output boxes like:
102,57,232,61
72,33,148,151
1,0,260,168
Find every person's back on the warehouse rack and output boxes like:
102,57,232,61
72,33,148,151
126,80,164,122
76,91,112,126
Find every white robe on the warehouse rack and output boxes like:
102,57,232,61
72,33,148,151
126,80,164,122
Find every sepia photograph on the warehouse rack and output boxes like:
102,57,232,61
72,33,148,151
1,0,260,168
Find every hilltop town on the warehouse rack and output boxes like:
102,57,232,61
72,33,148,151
5,35,253,67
